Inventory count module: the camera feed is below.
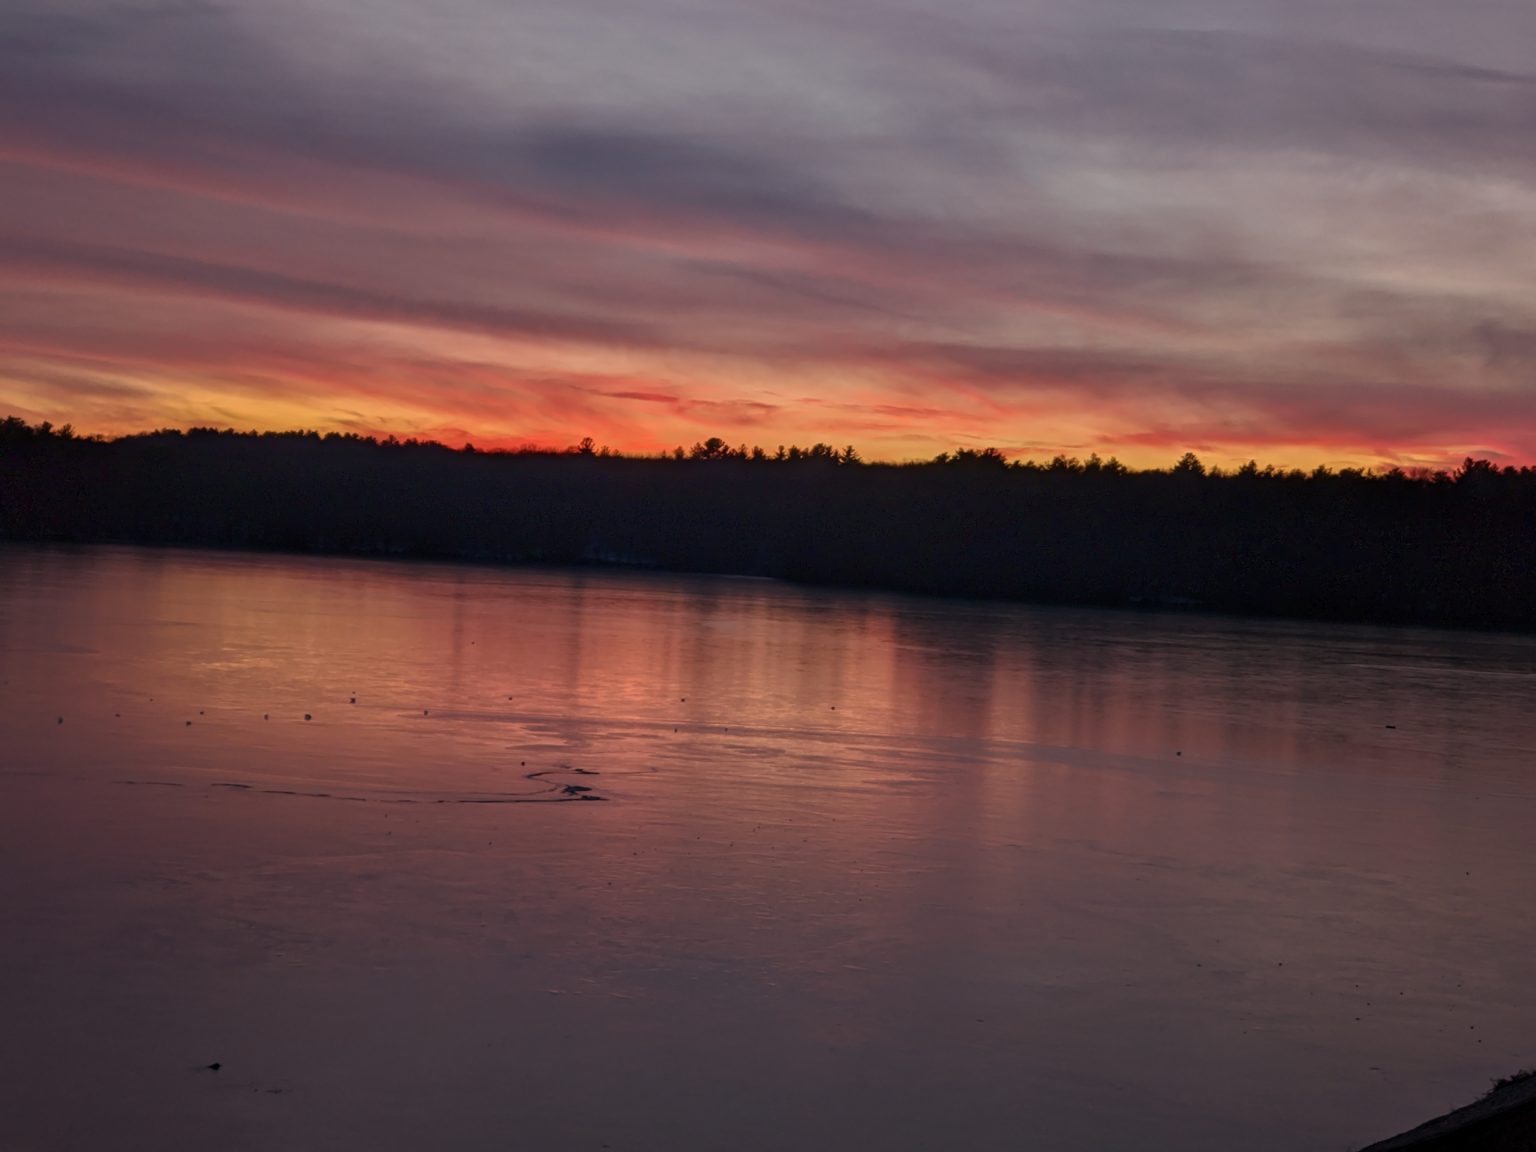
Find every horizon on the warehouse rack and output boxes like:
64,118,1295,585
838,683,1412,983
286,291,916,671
17,408,1535,476
12,413,1536,477
4,1,1536,473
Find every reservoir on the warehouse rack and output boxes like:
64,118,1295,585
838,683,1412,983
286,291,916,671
2,544,1534,1151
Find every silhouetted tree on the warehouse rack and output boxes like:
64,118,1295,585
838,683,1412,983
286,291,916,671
1173,452,1206,476
3,416,1535,630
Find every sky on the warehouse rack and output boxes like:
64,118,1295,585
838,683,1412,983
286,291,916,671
3,0,1536,468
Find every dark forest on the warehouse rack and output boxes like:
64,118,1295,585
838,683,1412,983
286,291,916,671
3,417,1533,631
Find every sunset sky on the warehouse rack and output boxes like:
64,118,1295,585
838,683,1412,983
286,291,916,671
4,0,1535,468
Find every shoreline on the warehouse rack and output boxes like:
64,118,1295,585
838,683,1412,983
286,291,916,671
6,536,1535,642
6,422,1536,634
1360,1072,1536,1151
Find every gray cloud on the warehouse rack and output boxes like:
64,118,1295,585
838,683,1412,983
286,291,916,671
510,125,863,235
0,236,671,348
938,27,1536,165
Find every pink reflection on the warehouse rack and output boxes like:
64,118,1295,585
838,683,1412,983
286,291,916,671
3,546,1536,1151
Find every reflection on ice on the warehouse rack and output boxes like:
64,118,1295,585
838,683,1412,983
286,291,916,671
3,545,1536,1152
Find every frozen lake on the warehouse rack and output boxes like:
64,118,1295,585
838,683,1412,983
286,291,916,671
2,544,1535,1151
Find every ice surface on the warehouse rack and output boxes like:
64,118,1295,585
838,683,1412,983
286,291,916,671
3,545,1535,1151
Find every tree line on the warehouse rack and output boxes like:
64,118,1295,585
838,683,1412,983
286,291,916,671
3,415,1535,631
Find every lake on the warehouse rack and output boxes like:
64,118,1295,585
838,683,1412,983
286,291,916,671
2,544,1534,1151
